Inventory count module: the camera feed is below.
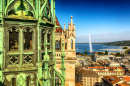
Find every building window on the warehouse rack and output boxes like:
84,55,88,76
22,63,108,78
27,77,30,86
55,41,59,50
8,27,19,51
41,31,44,49
47,34,50,49
12,78,16,86
65,35,66,39
65,43,67,50
23,27,34,50
71,39,73,50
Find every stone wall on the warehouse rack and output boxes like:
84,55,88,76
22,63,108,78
56,61,76,86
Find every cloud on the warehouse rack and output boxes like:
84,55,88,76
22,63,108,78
76,31,130,43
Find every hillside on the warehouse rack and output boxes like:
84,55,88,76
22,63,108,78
76,40,130,46
100,40,130,46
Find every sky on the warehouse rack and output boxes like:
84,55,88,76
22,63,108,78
55,0,130,43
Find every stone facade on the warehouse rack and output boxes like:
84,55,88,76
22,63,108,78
55,16,77,86
75,67,100,86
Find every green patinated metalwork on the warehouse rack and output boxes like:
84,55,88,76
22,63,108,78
0,0,3,85
0,0,66,86
60,38,66,86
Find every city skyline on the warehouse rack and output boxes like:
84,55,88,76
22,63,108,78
55,0,130,43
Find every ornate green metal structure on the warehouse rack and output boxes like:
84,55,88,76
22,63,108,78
0,0,65,86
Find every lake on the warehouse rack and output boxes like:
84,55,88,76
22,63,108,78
75,44,122,55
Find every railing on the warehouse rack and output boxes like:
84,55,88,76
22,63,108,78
55,51,61,58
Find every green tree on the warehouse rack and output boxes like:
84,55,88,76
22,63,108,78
76,52,80,55
85,51,87,56
123,46,128,49
80,53,84,56
104,50,108,55
98,52,104,55
125,49,130,54
116,52,120,56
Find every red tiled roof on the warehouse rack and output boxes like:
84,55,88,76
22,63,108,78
103,76,121,85
123,77,130,82
55,17,62,33
75,83,82,86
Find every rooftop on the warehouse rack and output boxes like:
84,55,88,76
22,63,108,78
103,76,121,85
75,66,99,77
55,17,62,33
123,77,130,82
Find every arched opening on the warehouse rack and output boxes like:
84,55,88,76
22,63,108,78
55,76,61,86
6,0,36,18
65,43,67,50
41,30,44,50
26,76,30,86
9,27,19,51
55,41,59,50
12,78,16,86
65,35,66,39
71,39,73,50
23,28,33,50
47,34,50,49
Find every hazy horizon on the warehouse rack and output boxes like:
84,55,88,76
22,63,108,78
76,39,130,43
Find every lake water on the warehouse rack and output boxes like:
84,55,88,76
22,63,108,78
75,44,122,55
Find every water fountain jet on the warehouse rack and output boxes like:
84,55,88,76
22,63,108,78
89,34,93,52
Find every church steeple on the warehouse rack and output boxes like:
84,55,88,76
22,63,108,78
70,16,73,27
64,24,66,31
73,24,75,31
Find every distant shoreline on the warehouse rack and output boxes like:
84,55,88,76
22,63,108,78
99,49,126,52
76,40,130,46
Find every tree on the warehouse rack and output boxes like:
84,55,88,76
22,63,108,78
85,51,87,56
80,53,84,56
110,53,115,55
116,52,121,56
104,50,108,55
125,49,130,54
76,52,80,55
123,46,128,49
98,52,104,55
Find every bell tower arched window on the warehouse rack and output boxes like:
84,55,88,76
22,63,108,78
65,43,67,50
47,34,50,49
8,27,19,51
71,39,73,50
23,27,34,50
41,29,45,50
55,41,59,50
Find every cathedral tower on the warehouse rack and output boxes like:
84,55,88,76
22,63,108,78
55,16,77,86
67,16,76,51
0,0,66,86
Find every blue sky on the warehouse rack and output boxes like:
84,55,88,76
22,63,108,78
55,0,130,43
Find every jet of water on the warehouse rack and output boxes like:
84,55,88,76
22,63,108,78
89,34,93,52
